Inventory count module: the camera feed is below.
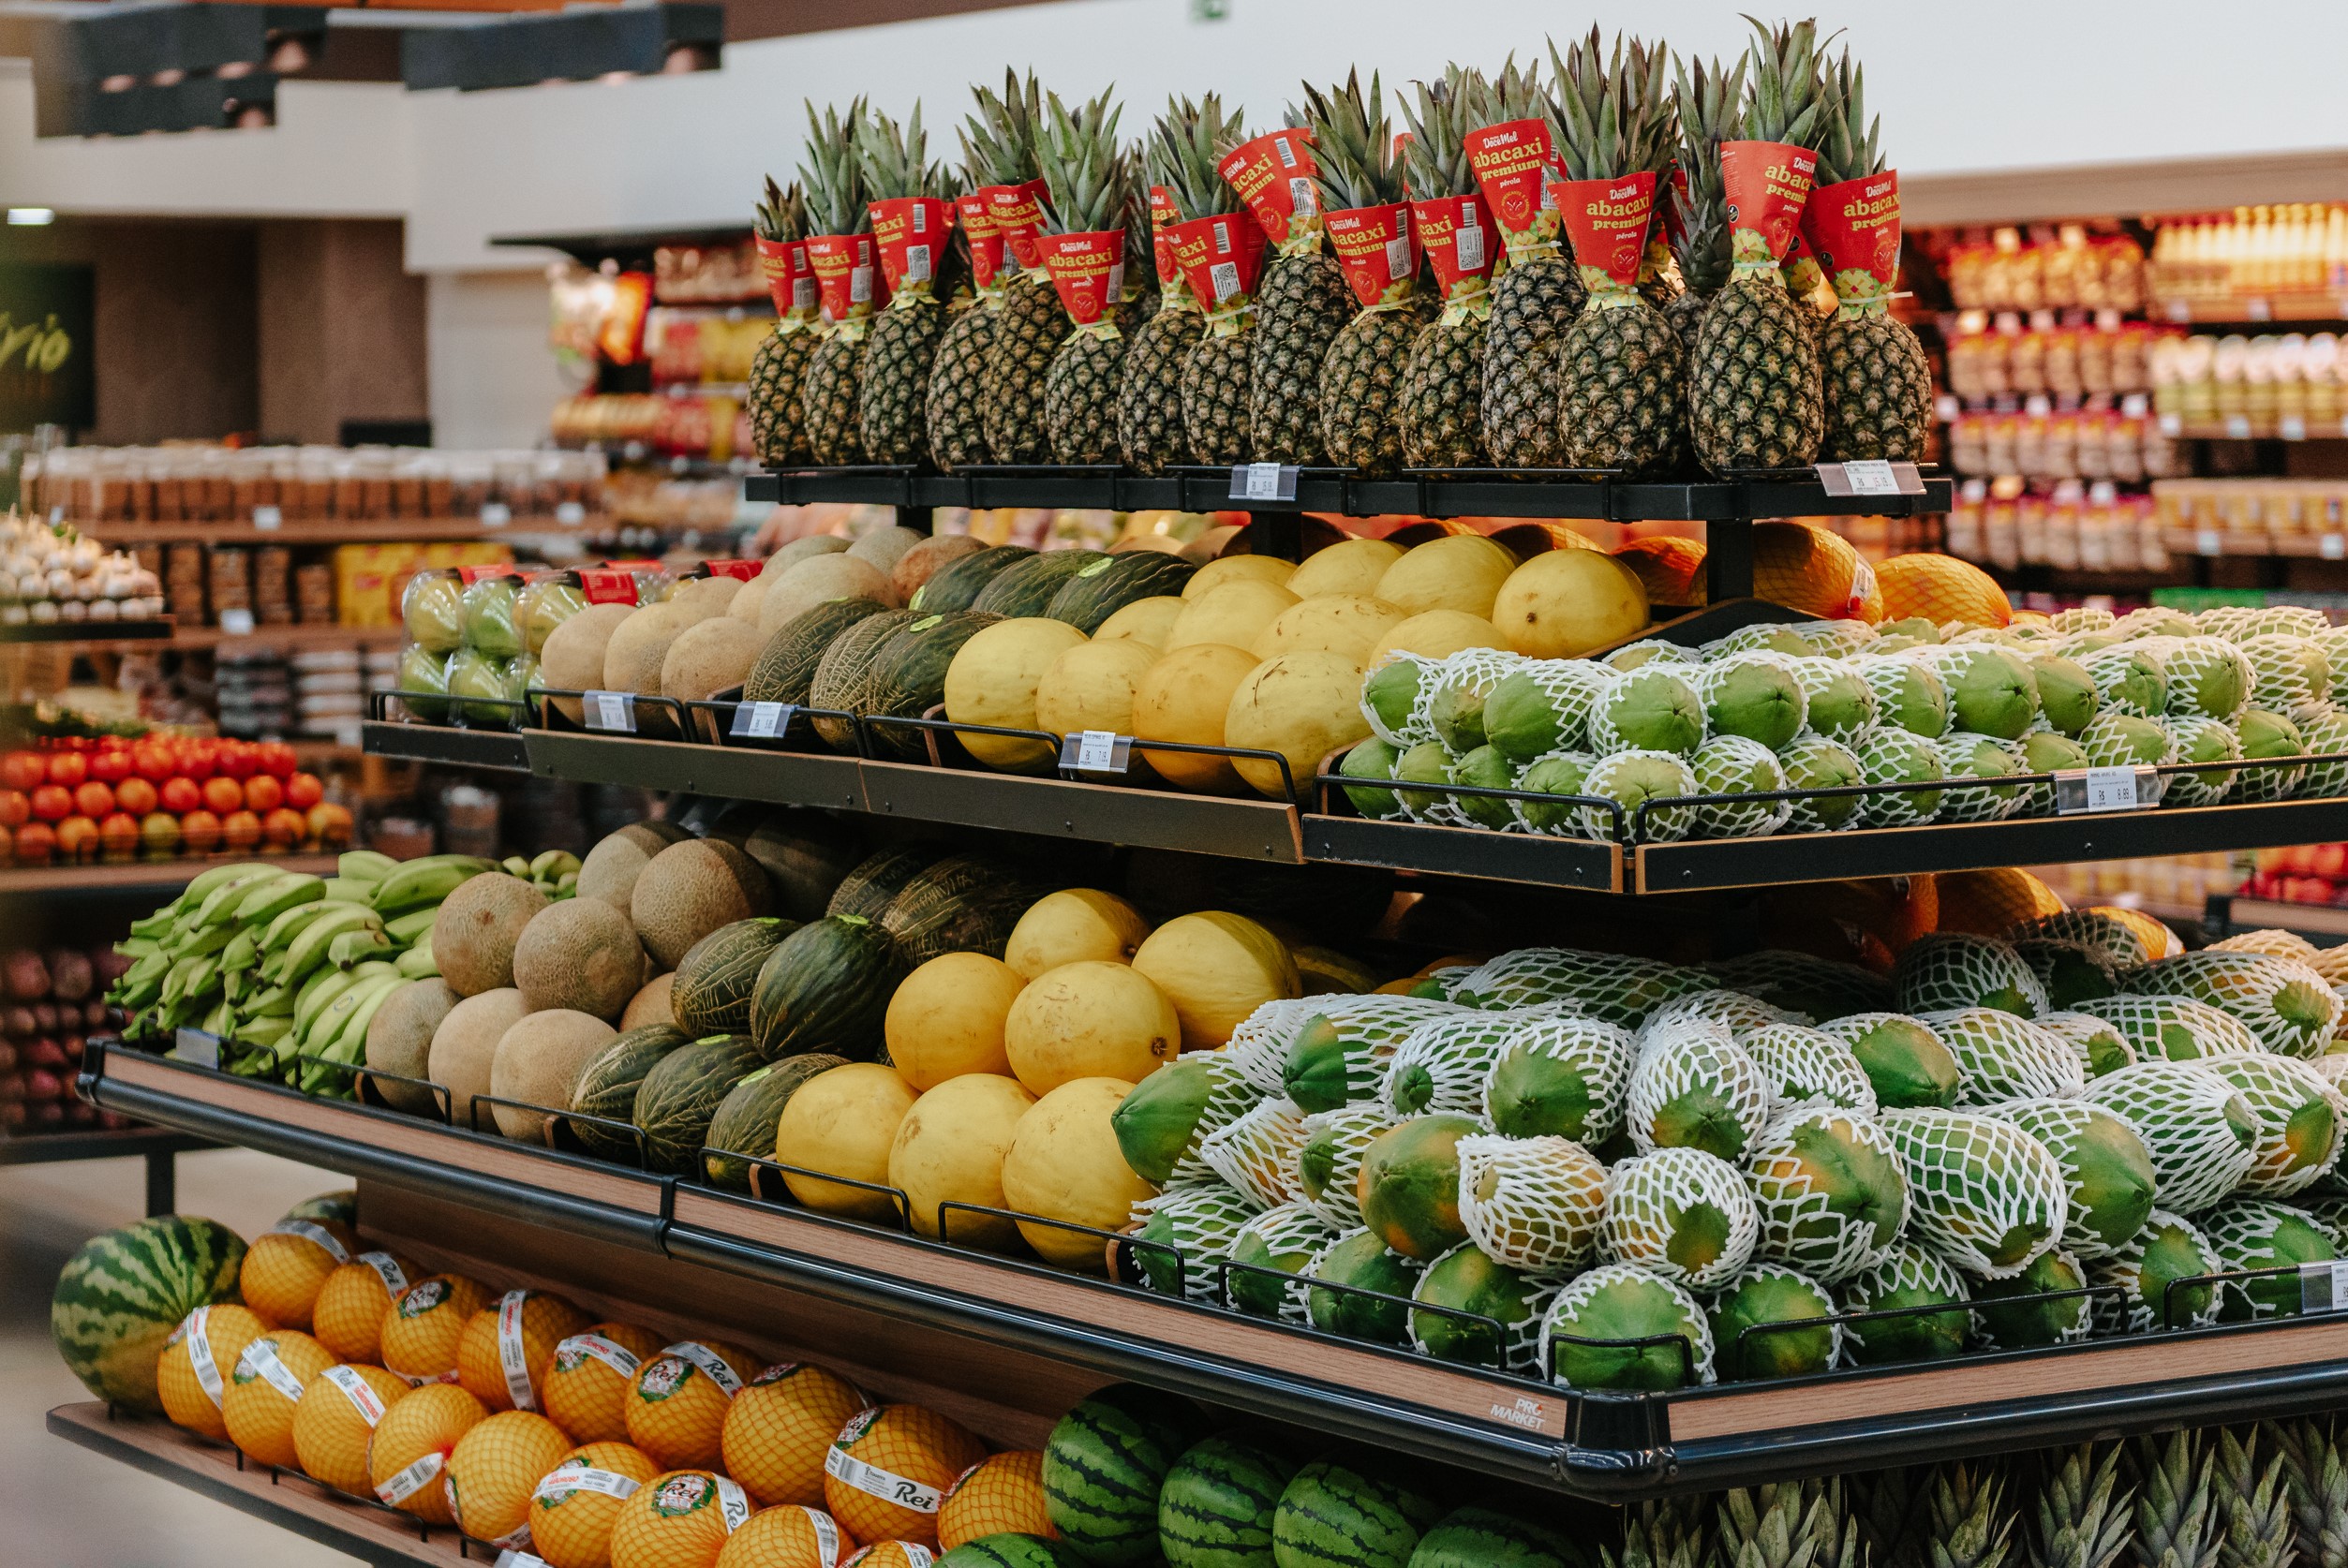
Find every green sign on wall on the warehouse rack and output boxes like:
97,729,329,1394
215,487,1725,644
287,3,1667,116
0,264,95,432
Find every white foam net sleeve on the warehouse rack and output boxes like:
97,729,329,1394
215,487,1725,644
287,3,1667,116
1405,1244,1564,1376
1222,998,1326,1095
1737,1021,1879,1115
1294,1103,1400,1229
1976,1096,2148,1261
1853,729,1947,829
1642,989,1801,1049
1624,1024,1774,1158
1917,1007,2088,1104
1537,1263,1715,1388
1601,1146,1761,1290
2243,605,2335,639
2200,1196,2323,1321
1853,653,1950,739
1500,659,1612,756
1588,665,1706,755
2192,1053,2348,1198
2076,993,2261,1061
1428,647,1528,725
1835,1239,1970,1357
1791,658,1881,747
1456,1132,1607,1272
1287,994,1472,1105
1455,947,1712,1025
1129,1181,1264,1300
1793,620,1880,656
2240,634,2330,716
2036,1010,2138,1077
1379,1012,1527,1120
1706,1261,1848,1372
2293,705,2348,800
2159,636,2252,721
1880,1107,2070,1278
1895,933,2052,1018
1747,1105,1910,1284
1483,1014,1636,1146
2079,644,2169,718
1578,748,1698,845
1226,1200,1339,1322
1367,652,1438,746
2131,951,2345,1059
1198,1097,1310,1209
2077,712,2179,771
1160,1050,1267,1184
2050,607,2117,635
1932,732,2030,823
1687,733,1794,839
2084,1062,2260,1213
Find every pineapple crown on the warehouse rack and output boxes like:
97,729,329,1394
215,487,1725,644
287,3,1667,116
1550,28,1676,183
1669,52,1743,292
857,105,944,201
753,176,806,244
1036,88,1130,235
1301,70,1404,211
1735,15,1832,150
799,99,871,235
960,68,1045,188
1465,52,1557,144
1148,95,1246,221
2027,1444,2134,1568
1811,50,1885,186
1400,67,1484,199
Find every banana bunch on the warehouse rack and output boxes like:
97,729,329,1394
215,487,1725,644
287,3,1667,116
109,851,504,1099
508,850,581,900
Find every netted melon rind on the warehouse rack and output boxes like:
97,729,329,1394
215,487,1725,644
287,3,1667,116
1456,1132,1607,1273
1880,1107,2070,1278
2083,1062,2259,1214
1601,1146,1761,1290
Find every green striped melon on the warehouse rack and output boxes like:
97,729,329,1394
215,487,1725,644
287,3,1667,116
1160,1431,1303,1568
1048,552,1198,633
865,611,1002,760
746,597,888,705
1272,1459,1442,1568
880,853,1046,968
914,545,1034,614
285,1191,358,1226
52,1215,246,1413
702,1052,847,1191
1044,1383,1209,1565
570,1024,691,1161
973,550,1109,618
828,845,951,923
808,606,916,750
632,1034,764,1175
749,914,899,1061
673,916,799,1036
1406,1507,1575,1568
942,1536,1070,1568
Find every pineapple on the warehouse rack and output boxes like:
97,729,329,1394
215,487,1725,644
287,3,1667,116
1810,51,1934,462
1551,29,1685,474
747,177,816,466
2211,1429,2300,1568
1857,1468,1927,1568
1687,19,1829,475
1118,96,1231,474
1036,90,1136,466
1306,73,1417,477
1667,53,1743,351
2275,1419,2348,1568
973,71,1071,466
1178,119,1268,466
1473,57,1584,470
797,98,874,466
855,106,959,467
1246,90,1354,465
1608,1500,1709,1568
1396,68,1493,470
1716,1486,1825,1568
928,83,1033,474
1928,1466,2019,1568
2028,1445,2136,1568
2132,1431,2225,1568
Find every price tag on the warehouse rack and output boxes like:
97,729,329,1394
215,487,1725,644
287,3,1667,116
555,500,587,525
586,690,636,733
1815,460,1923,497
48,504,64,525
2164,299,2192,322
2120,392,2149,418
1933,393,1961,423
2301,1260,2348,1313
481,502,513,527
2324,536,2346,561
1059,730,1132,773
217,608,255,636
2054,764,2164,815
731,702,794,740
2281,416,2309,441
175,1028,222,1070
2224,414,2253,439
1230,463,1299,503
251,506,282,531
2159,412,2184,436
2247,296,2273,321
495,1554,550,1568
2195,528,2223,556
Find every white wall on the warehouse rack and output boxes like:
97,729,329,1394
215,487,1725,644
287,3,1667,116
426,271,583,449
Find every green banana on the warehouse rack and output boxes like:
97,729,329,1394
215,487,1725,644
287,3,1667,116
235,872,326,927
280,904,385,985
301,966,401,1059
190,870,280,929
370,855,499,917
292,965,371,1040
163,924,237,963
219,929,260,973
319,877,373,903
247,984,293,1018
201,998,233,1037
530,850,582,881
180,861,279,907
502,855,532,878
394,940,439,980
167,954,221,1010
553,872,577,897
325,973,404,1061
338,850,399,884
384,907,441,944
260,900,339,956
114,936,162,959
328,928,395,969
242,1014,291,1049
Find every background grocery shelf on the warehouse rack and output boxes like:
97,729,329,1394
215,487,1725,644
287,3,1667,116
2158,292,2348,323
0,854,341,898
0,618,172,645
84,517,609,547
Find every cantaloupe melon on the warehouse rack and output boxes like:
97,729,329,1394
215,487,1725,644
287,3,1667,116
944,618,1090,771
1003,962,1181,1095
885,953,1024,1089
488,1010,618,1143
366,980,460,1115
542,602,635,724
1288,537,1406,599
632,839,773,969
765,535,851,575
662,616,766,703
760,555,897,637
1034,639,1159,747
1375,534,1518,618
889,1073,1037,1249
1093,594,1184,646
1368,609,1506,667
1131,643,1259,793
849,525,926,580
729,574,770,624
1167,580,1300,653
1131,911,1300,1050
577,822,693,910
428,987,533,1132
1223,650,1372,799
1182,555,1295,599
671,574,747,622
513,897,646,1019
892,533,987,603
433,873,548,998
775,1063,920,1221
1004,889,1151,979
603,600,700,699
620,973,676,1030
1250,594,1409,663
1491,548,1650,658
1001,1077,1159,1269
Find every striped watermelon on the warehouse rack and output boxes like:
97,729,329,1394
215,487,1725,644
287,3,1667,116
1160,1432,1303,1568
51,1215,246,1413
1044,1383,1209,1565
1406,1507,1576,1568
1271,1460,1442,1568
942,1536,1069,1568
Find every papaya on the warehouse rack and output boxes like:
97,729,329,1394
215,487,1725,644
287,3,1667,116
1356,1116,1479,1262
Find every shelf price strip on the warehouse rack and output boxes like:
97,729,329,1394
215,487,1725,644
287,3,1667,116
2054,764,2164,815
1058,730,1132,773
732,701,795,740
585,690,636,733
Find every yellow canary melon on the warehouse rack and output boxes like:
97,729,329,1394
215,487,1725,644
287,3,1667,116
944,617,1092,771
1374,534,1517,618
625,1339,762,1472
1491,548,1650,658
222,1328,336,1468
1034,639,1159,753
311,1250,415,1364
884,953,1025,1089
1003,961,1182,1094
1875,550,2010,628
822,1404,987,1548
1223,650,1371,799
456,1288,594,1413
531,1441,663,1568
1131,643,1260,793
774,1062,921,1222
240,1217,359,1330
888,1073,1038,1249
1001,1077,1161,1270
1367,609,1506,668
716,1504,857,1568
369,1382,488,1523
938,1449,1056,1549
1182,554,1295,599
292,1363,409,1495
544,1322,669,1445
448,1410,576,1547
1250,594,1408,664
1004,888,1152,979
721,1361,870,1509
1615,535,1709,608
1166,579,1300,653
380,1272,493,1387
1092,594,1185,647
1753,521,1879,619
1131,911,1300,1050
1934,868,2067,938
158,1303,274,1440
607,1469,750,1568
1287,536,1405,599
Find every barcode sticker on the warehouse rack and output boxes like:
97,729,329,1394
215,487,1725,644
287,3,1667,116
184,1308,224,1406
825,1445,943,1514
271,1219,349,1264
587,690,635,732
1209,260,1241,303
903,245,931,284
733,702,793,740
1289,177,1316,215
1061,730,1131,774
1273,138,1297,169
2302,1261,2348,1312
662,1341,743,1397
800,1507,842,1568
321,1364,388,1427
1456,222,1485,273
1231,463,1298,502
376,1450,444,1506
556,1333,642,1381
237,1339,309,1403
534,1463,642,1503
497,1291,537,1412
251,506,282,531
1384,236,1412,279
358,1250,410,1298
850,266,873,303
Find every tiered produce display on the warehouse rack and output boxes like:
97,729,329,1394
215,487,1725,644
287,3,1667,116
0,733,346,867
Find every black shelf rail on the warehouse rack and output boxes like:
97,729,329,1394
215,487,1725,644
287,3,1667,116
0,617,174,644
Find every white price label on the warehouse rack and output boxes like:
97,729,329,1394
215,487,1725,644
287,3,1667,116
270,1219,349,1264
320,1364,388,1427
1840,460,1903,496
555,1333,641,1381
825,1444,943,1514
497,1291,538,1412
2224,414,2254,439
182,1308,225,1406
799,1507,843,1568
555,500,587,525
534,1463,643,1503
174,1028,222,1070
903,244,932,284
2159,412,2185,436
1207,260,1241,303
660,1341,743,1397
1455,221,1485,274
2056,764,2162,816
251,506,282,531
217,608,256,636
732,701,793,740
587,690,635,732
2301,1260,2348,1313
376,1450,445,1506
494,1553,550,1568
2082,765,2139,811
1239,462,1286,501
850,265,873,304
358,1250,410,1298
2324,536,2346,561
2281,416,2309,441
2195,528,2223,556
1384,236,1412,280
481,502,513,527
236,1339,309,1403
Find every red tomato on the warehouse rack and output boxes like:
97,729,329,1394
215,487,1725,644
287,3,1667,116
0,753,45,792
219,809,261,851
0,822,12,865
130,739,175,784
42,751,84,790
71,781,113,820
242,775,283,814
86,747,132,786
254,741,298,780
261,807,305,849
215,742,259,781
158,777,201,815
14,821,54,865
28,785,72,823
54,816,98,862
139,812,180,858
178,738,217,780
97,812,140,861
201,777,244,815
305,801,354,851
177,810,219,855
283,772,323,811
113,777,156,817
0,791,26,829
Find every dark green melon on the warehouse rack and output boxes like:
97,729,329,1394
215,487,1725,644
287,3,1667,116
827,844,951,923
569,1024,691,1161
284,1191,358,1226
735,809,868,923
865,610,1002,760
52,1215,247,1413
749,914,899,1061
631,1034,764,1176
973,550,1108,618
1271,1458,1443,1568
672,917,799,1036
701,1053,846,1191
1048,552,1198,633
880,852,1046,967
1406,1506,1576,1568
809,607,916,750
745,597,888,705
912,544,1034,613
1045,1383,1211,1566
942,1536,1068,1568
1159,1431,1304,1568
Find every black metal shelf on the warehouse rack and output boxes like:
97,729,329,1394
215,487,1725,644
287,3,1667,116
0,1127,210,1166
0,617,173,643
358,718,529,773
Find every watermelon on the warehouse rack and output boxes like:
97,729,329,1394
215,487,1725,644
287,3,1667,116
881,853,1047,968
810,607,917,750
750,913,899,1061
1406,1507,1576,1568
866,611,1003,760
1306,1231,1424,1344
702,1052,847,1191
1112,1058,1219,1184
52,1214,246,1413
1046,1384,1210,1566
1160,1432,1304,1568
914,545,1034,614
974,550,1109,618
285,1191,358,1226
1271,1459,1442,1568
672,917,799,1036
569,1024,691,1161
828,845,951,923
746,598,889,706
943,1537,1069,1568
1049,552,1198,633
632,1034,765,1175
1357,1117,1476,1262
